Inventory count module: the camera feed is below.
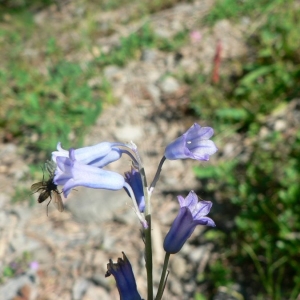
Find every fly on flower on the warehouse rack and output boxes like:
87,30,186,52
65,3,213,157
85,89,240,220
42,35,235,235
31,160,64,215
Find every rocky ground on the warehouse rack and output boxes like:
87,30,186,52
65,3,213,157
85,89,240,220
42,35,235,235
0,1,291,299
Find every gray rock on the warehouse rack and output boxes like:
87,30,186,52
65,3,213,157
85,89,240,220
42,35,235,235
66,188,129,224
114,125,144,142
159,77,180,94
141,49,157,62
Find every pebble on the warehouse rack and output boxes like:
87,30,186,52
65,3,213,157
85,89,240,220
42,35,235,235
159,76,180,94
114,125,144,142
274,119,287,131
140,49,157,63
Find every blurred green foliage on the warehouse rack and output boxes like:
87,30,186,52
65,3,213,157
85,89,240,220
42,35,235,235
191,0,300,298
96,23,187,67
0,0,55,10
0,8,104,159
0,5,187,162
0,61,102,155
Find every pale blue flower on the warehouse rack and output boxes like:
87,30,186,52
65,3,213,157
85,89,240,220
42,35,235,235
164,123,218,161
52,142,123,167
54,149,125,197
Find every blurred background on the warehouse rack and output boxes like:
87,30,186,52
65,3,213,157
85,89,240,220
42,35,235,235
0,0,299,299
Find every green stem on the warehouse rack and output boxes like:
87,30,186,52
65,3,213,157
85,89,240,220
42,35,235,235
155,252,171,300
134,145,153,300
141,166,153,300
145,214,153,300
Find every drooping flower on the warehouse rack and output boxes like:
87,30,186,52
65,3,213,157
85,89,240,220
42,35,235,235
164,123,217,161
105,252,142,300
54,148,125,197
163,190,215,254
124,168,145,212
52,142,123,167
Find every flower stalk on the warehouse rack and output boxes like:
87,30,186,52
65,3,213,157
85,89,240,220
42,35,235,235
155,252,170,300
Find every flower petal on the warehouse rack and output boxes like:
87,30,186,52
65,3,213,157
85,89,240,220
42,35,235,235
194,216,216,227
105,253,142,300
178,190,198,208
164,123,217,161
54,154,125,197
164,191,215,254
164,207,196,254
186,124,214,140
192,201,213,219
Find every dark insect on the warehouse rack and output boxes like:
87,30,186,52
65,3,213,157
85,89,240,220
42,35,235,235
31,160,64,215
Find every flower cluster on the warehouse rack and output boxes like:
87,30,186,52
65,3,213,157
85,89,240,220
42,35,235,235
45,123,217,299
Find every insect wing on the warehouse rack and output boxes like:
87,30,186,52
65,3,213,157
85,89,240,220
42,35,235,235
52,191,64,212
31,182,44,193
38,190,50,203
45,160,56,176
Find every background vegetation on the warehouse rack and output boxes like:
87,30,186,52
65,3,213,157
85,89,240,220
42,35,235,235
0,0,299,299
191,0,300,299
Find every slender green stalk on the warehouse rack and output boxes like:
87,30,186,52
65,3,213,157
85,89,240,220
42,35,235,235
155,252,171,300
145,214,153,300
133,145,154,300
139,165,153,299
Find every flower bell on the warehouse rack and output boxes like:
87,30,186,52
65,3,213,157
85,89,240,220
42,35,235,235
105,252,142,300
54,148,125,197
124,168,145,212
52,141,123,167
163,190,215,254
164,123,218,161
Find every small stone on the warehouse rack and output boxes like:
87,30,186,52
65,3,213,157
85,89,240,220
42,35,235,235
159,77,180,94
114,125,144,142
141,49,157,62
274,119,287,131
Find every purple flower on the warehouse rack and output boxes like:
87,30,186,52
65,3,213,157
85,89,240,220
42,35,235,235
105,252,142,300
52,142,123,167
54,149,125,197
164,123,218,161
124,168,145,212
163,191,215,254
